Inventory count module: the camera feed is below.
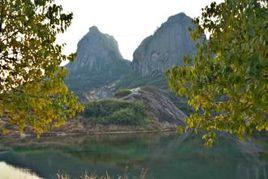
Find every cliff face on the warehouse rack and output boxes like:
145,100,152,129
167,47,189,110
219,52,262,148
132,13,202,76
65,26,130,96
117,86,187,125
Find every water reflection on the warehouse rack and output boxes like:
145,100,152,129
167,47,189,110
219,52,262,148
0,161,41,179
0,133,267,179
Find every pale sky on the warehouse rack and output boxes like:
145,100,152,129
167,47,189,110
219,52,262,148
57,0,223,61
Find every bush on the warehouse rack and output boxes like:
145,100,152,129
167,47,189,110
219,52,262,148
83,99,148,125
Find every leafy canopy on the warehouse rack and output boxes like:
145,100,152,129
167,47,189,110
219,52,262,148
167,0,268,145
0,0,83,136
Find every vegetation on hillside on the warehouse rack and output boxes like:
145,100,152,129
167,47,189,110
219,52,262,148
0,0,83,136
167,0,268,145
83,99,149,125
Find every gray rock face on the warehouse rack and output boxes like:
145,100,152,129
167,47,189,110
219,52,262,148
66,26,130,96
68,26,125,73
132,13,202,76
118,86,187,124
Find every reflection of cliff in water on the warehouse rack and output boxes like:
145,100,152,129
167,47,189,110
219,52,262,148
0,133,267,179
236,160,267,179
236,139,268,179
148,133,268,179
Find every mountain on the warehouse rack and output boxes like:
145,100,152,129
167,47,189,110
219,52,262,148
65,26,131,97
66,13,203,97
65,13,198,117
132,12,203,76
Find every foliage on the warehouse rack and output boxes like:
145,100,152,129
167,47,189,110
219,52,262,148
83,99,148,125
114,88,132,98
57,169,148,179
0,0,83,136
167,0,268,145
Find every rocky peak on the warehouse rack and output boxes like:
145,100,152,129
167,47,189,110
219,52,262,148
65,26,130,97
167,12,188,23
132,12,204,76
89,26,100,33
68,26,124,73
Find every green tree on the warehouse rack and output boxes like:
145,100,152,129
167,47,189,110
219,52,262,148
0,0,83,136
167,0,267,145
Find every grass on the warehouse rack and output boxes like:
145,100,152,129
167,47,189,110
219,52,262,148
57,169,148,179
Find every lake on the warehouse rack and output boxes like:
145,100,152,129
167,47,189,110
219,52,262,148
0,133,267,179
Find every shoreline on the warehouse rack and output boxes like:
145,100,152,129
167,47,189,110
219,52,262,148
0,128,178,152
0,127,177,139
0,118,179,139
42,128,177,137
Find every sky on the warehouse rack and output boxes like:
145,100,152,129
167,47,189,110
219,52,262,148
57,0,223,61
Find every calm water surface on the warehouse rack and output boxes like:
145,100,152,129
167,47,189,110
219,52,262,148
0,133,267,179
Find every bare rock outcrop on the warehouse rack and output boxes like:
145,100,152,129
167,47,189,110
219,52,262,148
132,13,204,76
118,86,187,125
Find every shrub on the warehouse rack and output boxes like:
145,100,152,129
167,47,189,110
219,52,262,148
83,99,148,125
